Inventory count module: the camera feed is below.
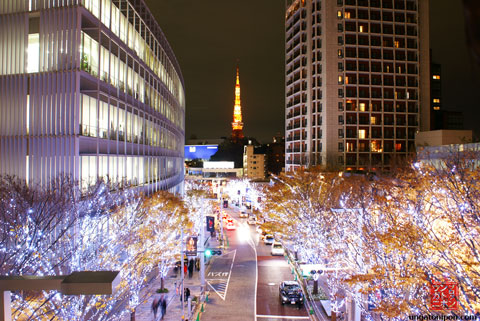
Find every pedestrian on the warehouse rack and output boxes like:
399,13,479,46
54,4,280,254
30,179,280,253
151,296,159,320
161,295,167,319
185,287,191,301
195,257,200,271
188,259,194,278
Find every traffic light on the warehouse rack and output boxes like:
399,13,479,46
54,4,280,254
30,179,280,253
205,248,222,257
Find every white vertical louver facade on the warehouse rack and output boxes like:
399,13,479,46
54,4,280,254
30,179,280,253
0,0,186,194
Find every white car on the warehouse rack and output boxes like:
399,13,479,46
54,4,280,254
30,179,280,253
239,211,248,218
247,216,257,225
264,234,274,245
271,242,285,256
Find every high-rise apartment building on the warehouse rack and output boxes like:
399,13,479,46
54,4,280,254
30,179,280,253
285,0,430,171
0,0,185,193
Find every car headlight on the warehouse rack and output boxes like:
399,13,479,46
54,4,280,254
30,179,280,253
281,295,288,301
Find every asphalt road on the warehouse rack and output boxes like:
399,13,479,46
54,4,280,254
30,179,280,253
202,205,310,321
200,206,257,321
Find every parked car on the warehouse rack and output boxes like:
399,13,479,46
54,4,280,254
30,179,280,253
279,281,304,306
271,242,284,256
264,234,274,245
239,211,248,218
247,216,257,225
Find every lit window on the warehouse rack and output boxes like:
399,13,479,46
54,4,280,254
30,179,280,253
433,106,440,110
359,25,364,33
346,142,355,152
338,75,343,84
433,98,440,103
359,129,366,139
344,11,351,19
371,141,382,152
394,41,400,48
395,143,402,151
338,10,343,18
433,75,440,80
359,103,366,111
345,76,349,84
27,33,39,73
371,116,377,125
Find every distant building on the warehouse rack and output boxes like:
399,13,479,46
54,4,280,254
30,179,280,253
432,110,464,130
430,62,442,112
243,144,266,180
186,138,225,146
186,161,242,179
417,141,480,169
264,136,285,175
416,130,472,147
184,145,219,161
430,60,464,130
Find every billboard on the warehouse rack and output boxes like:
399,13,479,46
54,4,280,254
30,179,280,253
185,236,198,256
185,145,218,161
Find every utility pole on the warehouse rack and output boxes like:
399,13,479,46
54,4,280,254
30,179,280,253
199,199,205,296
181,229,185,320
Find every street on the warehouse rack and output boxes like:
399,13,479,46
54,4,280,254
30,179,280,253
202,205,310,321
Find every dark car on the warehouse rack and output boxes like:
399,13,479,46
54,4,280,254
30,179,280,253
279,281,304,306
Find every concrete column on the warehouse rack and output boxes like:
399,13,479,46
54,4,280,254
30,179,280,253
0,291,11,321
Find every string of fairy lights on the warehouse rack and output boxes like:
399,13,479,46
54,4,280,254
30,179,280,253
0,179,193,320
222,160,479,318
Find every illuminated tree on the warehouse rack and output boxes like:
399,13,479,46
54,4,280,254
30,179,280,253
258,152,480,318
0,176,191,320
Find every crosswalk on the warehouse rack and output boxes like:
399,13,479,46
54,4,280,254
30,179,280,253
206,278,228,300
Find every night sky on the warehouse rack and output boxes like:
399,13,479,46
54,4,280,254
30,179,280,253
145,0,480,143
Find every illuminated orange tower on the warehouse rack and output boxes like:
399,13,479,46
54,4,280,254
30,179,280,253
231,67,244,140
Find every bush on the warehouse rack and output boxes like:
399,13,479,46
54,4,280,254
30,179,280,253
156,288,169,293
306,283,329,301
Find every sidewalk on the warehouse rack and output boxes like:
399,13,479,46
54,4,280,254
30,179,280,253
134,234,223,321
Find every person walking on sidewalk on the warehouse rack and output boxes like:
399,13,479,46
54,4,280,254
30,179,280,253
151,296,160,320
184,287,191,302
188,259,194,278
160,295,167,320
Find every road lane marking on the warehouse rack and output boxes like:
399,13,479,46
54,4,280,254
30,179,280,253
224,249,236,300
253,231,258,321
206,250,236,301
207,271,229,277
256,315,310,319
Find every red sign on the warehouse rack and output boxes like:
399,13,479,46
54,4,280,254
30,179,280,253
430,277,458,310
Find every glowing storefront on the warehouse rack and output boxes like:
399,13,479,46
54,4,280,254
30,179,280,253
0,0,185,193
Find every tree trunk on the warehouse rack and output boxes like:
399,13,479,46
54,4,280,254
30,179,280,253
313,279,318,295
161,276,164,290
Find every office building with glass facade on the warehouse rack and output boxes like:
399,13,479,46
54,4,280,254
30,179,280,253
0,0,185,193
285,0,430,171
